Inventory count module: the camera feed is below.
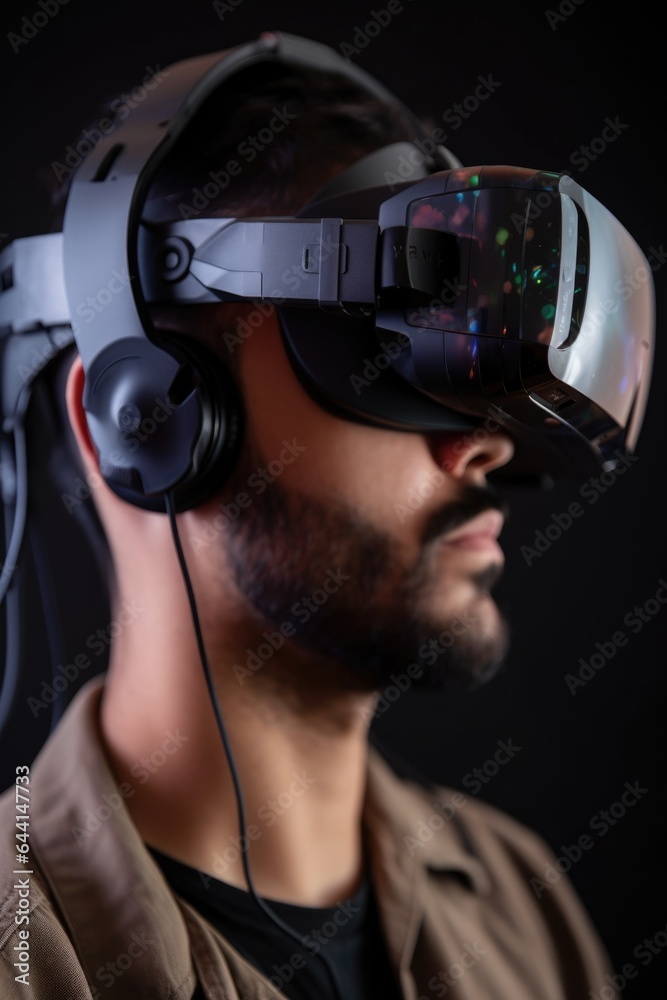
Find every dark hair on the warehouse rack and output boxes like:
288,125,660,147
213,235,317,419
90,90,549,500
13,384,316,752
147,65,422,218
50,65,422,228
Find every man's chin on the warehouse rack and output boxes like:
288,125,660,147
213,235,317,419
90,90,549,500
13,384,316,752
380,592,511,695
416,624,510,693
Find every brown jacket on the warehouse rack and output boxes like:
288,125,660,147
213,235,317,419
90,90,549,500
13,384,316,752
1,677,614,999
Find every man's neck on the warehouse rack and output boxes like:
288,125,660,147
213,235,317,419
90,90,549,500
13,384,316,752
98,611,376,907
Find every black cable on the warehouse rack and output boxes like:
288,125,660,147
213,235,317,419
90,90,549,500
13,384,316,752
165,491,345,1000
0,387,30,606
29,370,110,733
0,469,24,741
0,386,31,738
27,517,68,733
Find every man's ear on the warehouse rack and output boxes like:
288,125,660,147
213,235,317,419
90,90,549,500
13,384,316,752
65,354,100,476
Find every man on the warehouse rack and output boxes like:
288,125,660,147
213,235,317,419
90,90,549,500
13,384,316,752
0,32,625,999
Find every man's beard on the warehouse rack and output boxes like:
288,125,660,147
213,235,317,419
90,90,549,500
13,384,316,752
218,440,511,698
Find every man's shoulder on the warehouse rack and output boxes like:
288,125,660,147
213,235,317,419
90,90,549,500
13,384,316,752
368,744,590,905
0,778,55,930
368,742,550,854
0,782,95,999
433,774,555,857
0,680,109,998
0,776,49,903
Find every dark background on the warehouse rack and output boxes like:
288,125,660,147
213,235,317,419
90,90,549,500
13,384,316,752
1,1,665,997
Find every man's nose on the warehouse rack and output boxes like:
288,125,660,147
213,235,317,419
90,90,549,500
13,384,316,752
428,427,515,483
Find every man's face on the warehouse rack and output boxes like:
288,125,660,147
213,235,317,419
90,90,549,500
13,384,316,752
191,308,515,696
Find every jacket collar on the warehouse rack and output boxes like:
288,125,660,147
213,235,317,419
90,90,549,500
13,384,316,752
365,747,492,893
363,745,491,980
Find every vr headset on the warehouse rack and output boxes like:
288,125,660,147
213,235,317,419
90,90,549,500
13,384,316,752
0,30,655,514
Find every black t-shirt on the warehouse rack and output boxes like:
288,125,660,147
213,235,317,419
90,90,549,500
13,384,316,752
149,847,402,1000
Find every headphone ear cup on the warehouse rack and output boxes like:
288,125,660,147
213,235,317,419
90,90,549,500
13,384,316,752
157,334,244,514
84,335,244,514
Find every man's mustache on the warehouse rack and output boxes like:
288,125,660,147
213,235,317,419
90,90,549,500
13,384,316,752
421,483,509,548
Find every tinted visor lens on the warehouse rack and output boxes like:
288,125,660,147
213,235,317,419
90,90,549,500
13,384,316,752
395,187,580,346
